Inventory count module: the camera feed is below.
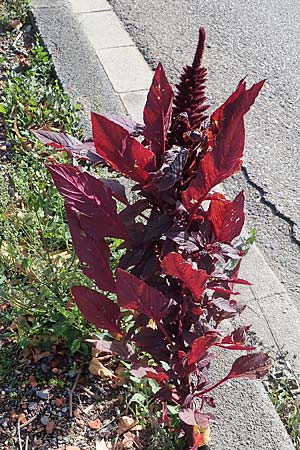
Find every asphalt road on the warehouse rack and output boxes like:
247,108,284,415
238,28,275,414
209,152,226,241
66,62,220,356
110,0,300,304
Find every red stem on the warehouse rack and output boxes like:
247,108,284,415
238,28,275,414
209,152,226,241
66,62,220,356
197,374,230,396
156,320,172,345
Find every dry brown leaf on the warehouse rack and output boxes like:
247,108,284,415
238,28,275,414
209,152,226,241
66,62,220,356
54,397,64,407
87,418,102,430
45,421,56,434
4,19,22,31
117,416,137,436
32,350,50,363
88,357,116,379
96,439,110,450
28,374,38,388
119,432,135,449
10,410,17,423
18,413,27,424
113,365,128,387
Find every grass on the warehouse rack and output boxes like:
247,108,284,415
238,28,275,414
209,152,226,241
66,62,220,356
0,0,29,25
0,4,96,354
265,358,300,450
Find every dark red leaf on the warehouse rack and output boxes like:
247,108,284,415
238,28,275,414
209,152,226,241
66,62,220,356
182,80,265,213
188,332,221,366
33,129,103,164
216,325,255,350
227,353,272,380
96,177,129,205
134,328,170,361
102,113,144,136
71,286,122,335
208,191,245,243
211,298,238,313
119,199,149,227
92,112,156,184
179,409,210,429
143,63,174,156
161,252,209,300
116,269,168,320
47,163,127,239
131,364,170,382
147,146,189,191
179,408,197,426
66,205,116,292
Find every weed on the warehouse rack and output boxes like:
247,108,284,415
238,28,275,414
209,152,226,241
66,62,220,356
0,36,94,353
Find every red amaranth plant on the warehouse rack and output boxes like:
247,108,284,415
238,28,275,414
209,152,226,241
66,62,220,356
34,28,271,449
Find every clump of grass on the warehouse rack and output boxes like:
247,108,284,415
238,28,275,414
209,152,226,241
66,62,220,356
265,358,300,450
0,0,29,26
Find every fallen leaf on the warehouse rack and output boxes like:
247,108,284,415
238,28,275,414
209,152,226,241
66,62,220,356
4,19,22,31
117,416,137,436
10,410,17,423
96,440,110,450
66,446,80,450
28,374,38,388
27,424,33,432
18,413,27,424
45,421,56,434
88,418,102,430
88,357,116,379
32,350,50,363
54,397,65,407
114,365,128,386
119,432,135,449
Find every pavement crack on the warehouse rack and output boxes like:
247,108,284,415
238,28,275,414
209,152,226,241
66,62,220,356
241,165,300,248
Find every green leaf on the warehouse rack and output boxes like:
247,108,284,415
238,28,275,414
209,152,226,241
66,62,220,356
71,338,81,353
129,392,147,406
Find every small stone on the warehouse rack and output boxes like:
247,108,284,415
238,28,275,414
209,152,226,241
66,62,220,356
28,402,38,411
36,390,49,400
40,415,49,425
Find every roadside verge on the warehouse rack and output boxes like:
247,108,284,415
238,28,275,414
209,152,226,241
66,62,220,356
30,0,298,448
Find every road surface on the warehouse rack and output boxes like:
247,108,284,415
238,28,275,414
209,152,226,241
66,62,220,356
110,0,300,304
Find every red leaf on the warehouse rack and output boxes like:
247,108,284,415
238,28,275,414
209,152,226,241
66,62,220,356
161,253,209,300
207,191,245,243
116,269,168,320
131,364,170,382
182,80,265,213
92,112,155,184
143,63,174,157
188,332,221,366
33,129,102,164
96,177,129,205
227,353,272,380
47,163,127,239
71,286,122,335
216,326,255,350
66,205,116,292
146,146,189,192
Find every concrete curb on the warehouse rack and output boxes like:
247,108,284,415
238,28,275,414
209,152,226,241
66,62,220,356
30,0,297,448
